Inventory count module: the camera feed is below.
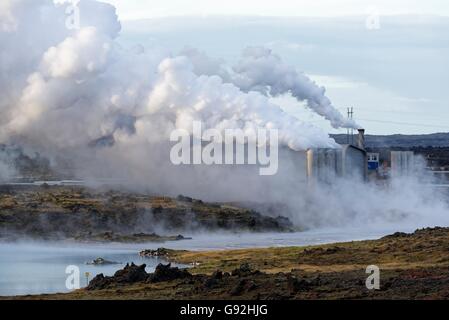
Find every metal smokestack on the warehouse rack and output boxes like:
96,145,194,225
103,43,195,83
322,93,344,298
357,129,365,150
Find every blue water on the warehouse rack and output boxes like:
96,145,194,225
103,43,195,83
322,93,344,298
0,227,408,297
0,243,175,296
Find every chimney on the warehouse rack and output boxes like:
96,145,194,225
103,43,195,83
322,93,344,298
357,129,365,150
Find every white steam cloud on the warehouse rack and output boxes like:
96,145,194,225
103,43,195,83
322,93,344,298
232,47,358,129
182,46,359,129
0,0,346,153
0,0,447,232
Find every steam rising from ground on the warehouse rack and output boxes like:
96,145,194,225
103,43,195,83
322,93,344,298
0,0,448,231
0,161,14,182
283,174,449,231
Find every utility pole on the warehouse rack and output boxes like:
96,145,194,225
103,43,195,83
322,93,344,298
347,107,354,145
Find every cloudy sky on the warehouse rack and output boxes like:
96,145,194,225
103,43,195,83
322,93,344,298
103,0,449,135
103,0,449,19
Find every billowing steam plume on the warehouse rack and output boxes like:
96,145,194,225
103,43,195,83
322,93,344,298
0,0,349,155
232,47,358,129
0,0,447,232
182,47,359,129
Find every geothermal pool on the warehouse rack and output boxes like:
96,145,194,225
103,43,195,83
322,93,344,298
0,226,415,296
0,243,178,296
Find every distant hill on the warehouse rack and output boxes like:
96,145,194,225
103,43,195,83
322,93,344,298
331,132,449,148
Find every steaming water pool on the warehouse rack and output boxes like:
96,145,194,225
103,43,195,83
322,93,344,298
0,243,183,296
0,226,415,296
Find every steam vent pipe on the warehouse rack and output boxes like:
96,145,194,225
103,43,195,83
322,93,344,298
357,129,365,150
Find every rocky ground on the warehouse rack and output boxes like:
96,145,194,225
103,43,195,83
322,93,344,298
9,226,449,300
0,185,293,242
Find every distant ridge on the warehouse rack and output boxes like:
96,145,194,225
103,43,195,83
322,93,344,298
331,132,449,148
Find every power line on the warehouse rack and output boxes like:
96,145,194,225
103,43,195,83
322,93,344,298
295,109,448,130
338,107,446,119
357,118,449,129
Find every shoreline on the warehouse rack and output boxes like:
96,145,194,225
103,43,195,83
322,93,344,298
5,226,449,300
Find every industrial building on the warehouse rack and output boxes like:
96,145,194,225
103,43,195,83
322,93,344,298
367,153,380,171
167,128,369,188
391,151,415,177
220,128,369,184
306,130,419,182
365,150,416,180
305,129,367,183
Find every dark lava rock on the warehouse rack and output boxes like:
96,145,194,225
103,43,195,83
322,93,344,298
86,257,121,265
203,278,219,289
87,263,191,290
273,215,294,230
211,270,223,280
382,227,449,240
382,232,410,239
87,273,110,290
87,263,147,290
414,226,448,237
140,247,176,258
231,263,253,277
302,248,323,255
114,263,148,283
247,280,258,291
177,195,193,202
202,270,224,288
324,247,345,254
228,278,258,296
147,263,191,283
301,246,344,256
152,206,163,214
287,275,313,293
230,279,248,296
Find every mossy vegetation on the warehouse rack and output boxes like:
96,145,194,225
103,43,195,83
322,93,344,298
0,186,293,241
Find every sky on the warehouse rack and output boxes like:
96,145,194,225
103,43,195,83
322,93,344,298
102,0,449,135
103,0,449,20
